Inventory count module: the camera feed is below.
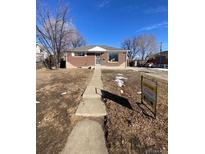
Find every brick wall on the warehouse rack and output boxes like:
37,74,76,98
67,52,95,68
66,52,126,68
100,52,126,67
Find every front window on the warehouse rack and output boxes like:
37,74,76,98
108,53,118,62
87,52,95,56
74,52,85,56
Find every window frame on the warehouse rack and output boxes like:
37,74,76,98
74,52,86,57
108,52,119,63
87,52,95,56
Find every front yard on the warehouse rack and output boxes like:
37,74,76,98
36,68,167,154
102,69,168,154
36,69,93,154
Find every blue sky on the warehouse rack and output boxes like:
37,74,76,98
37,0,168,50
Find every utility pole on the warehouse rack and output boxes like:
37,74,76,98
160,42,162,52
159,42,163,66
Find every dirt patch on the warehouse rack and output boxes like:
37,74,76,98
102,69,168,154
36,69,93,154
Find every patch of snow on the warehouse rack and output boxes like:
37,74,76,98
114,74,128,87
61,92,67,95
117,73,123,76
116,76,128,80
152,68,168,71
120,90,124,94
137,91,142,95
115,78,124,87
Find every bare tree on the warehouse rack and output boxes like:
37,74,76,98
122,34,157,61
36,0,85,68
69,31,86,48
122,39,135,61
136,34,157,60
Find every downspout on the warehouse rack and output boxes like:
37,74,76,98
65,51,67,68
125,50,129,68
65,51,68,68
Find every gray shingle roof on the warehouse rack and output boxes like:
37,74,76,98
69,45,127,52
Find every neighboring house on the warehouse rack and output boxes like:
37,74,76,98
147,50,168,67
136,60,147,67
66,45,127,68
36,43,48,62
36,43,49,69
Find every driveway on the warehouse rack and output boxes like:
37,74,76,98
128,67,168,81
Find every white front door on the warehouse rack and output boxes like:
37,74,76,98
96,53,101,65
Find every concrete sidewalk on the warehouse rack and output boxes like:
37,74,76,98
61,119,108,154
76,68,106,116
76,98,106,117
61,68,108,154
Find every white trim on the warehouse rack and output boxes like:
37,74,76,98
88,46,107,51
72,50,126,52
107,60,119,63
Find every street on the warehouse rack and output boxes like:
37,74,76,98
128,67,168,81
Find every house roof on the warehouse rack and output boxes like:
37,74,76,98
69,45,127,52
149,50,168,59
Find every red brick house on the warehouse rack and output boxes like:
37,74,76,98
66,45,127,68
146,50,168,67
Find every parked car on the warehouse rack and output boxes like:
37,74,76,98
148,63,154,68
137,60,147,67
157,64,168,68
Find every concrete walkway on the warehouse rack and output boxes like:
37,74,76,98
76,98,106,117
60,119,108,154
61,68,108,154
76,68,106,116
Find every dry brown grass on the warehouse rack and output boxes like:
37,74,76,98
36,69,93,154
102,69,168,154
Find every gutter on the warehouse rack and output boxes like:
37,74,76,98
68,50,128,52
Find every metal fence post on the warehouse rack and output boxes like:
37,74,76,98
141,75,143,104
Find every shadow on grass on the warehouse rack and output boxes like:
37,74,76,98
99,89,133,110
136,102,156,119
95,88,156,118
